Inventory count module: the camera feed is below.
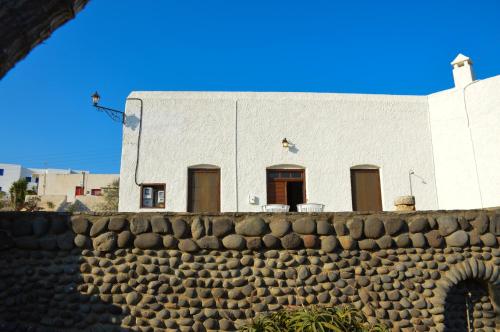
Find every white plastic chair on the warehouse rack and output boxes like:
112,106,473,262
262,204,290,212
297,203,324,212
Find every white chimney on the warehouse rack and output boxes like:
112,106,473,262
451,53,475,88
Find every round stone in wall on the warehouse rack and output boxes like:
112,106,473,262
317,220,333,235
321,236,338,252
89,217,109,237
191,217,205,239
172,218,189,238
470,214,489,234
480,233,497,246
108,216,127,232
437,216,459,236
445,230,469,247
134,233,162,249
263,234,280,248
359,239,378,250
425,230,444,248
93,232,117,251
211,218,234,237
270,219,291,237
117,231,132,248
74,234,91,248
56,232,74,250
246,237,262,250
383,217,404,235
70,216,89,234
293,217,316,234
409,218,429,233
235,217,268,236
281,233,302,249
130,216,150,235
364,217,384,239
197,236,220,249
338,235,355,250
410,233,426,248
347,218,363,239
178,239,199,252
222,234,246,250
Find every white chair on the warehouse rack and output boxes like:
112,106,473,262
262,204,290,212
297,203,324,212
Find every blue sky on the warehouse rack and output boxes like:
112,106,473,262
1,0,499,173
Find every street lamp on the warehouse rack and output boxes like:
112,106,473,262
91,91,125,124
91,91,100,106
282,138,290,149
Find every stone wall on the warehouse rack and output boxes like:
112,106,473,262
0,210,499,331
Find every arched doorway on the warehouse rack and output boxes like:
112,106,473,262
443,279,496,331
431,258,500,332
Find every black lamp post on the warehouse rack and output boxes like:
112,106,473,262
91,91,125,124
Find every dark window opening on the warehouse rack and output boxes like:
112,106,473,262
266,169,305,211
25,177,31,182
0,169,4,176
91,189,102,196
141,184,165,208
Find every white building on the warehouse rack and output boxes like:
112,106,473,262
0,163,83,195
119,54,500,213
35,172,118,202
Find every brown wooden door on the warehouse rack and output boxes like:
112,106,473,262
350,169,382,211
188,169,220,213
267,181,287,205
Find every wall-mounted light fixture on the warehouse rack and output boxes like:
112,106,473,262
409,169,427,196
91,91,125,124
282,138,290,149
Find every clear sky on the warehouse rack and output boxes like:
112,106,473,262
1,1,499,173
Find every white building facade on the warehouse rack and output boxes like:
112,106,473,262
0,163,51,194
119,54,500,212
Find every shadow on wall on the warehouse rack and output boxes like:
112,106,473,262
124,114,140,130
0,213,129,331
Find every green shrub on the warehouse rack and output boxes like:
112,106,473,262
239,305,389,332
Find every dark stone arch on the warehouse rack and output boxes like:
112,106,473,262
430,258,500,332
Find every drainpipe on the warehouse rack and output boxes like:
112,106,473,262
235,100,239,212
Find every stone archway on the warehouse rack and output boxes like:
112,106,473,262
430,258,500,332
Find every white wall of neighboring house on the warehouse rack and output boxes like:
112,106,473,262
0,163,22,195
36,173,119,202
0,163,88,196
428,74,500,209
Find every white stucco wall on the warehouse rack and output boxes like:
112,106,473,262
0,164,22,194
428,75,500,209
119,91,439,212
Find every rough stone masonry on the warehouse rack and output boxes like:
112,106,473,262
0,210,499,332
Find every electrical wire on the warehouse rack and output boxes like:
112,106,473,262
126,97,144,187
